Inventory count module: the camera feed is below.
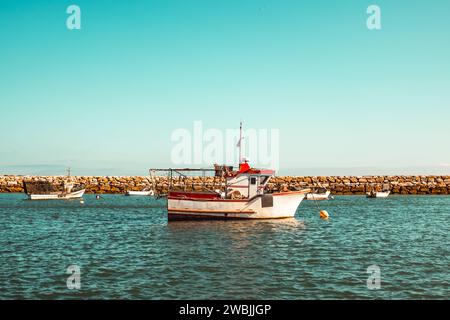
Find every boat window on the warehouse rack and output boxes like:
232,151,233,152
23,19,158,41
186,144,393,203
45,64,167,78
250,177,257,185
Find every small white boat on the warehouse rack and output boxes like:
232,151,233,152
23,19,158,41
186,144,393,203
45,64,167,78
126,170,158,196
366,190,390,198
306,188,332,201
125,189,155,196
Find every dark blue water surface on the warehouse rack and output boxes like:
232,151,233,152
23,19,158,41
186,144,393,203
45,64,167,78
0,193,448,299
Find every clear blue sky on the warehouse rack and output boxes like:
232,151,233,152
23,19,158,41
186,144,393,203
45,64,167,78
1,0,450,175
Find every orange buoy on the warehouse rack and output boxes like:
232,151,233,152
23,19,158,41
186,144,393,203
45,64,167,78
320,210,329,220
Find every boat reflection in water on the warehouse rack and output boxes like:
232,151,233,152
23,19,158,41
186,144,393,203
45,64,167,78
165,217,307,249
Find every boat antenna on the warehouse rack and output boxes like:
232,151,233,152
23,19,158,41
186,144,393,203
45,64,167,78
238,121,243,164
67,167,71,177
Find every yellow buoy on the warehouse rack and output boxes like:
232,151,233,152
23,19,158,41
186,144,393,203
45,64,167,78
320,210,329,220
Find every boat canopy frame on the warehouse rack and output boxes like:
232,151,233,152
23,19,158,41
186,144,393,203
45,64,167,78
149,168,229,195
148,167,273,198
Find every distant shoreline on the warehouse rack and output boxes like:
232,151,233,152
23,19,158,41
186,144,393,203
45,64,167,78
1,175,449,195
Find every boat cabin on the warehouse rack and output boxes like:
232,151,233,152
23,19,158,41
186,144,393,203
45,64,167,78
225,168,275,199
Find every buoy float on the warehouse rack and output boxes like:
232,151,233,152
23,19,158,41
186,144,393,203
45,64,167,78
80,200,85,204
320,210,329,220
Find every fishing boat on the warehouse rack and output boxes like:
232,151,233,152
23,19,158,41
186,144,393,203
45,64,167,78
23,168,85,200
157,165,309,221
26,187,85,200
153,123,310,221
23,179,85,200
306,187,332,200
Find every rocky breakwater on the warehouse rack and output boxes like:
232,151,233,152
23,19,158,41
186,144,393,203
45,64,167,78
0,176,166,194
268,176,450,195
1,175,450,195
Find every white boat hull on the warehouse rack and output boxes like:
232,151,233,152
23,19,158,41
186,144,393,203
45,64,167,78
28,189,85,200
168,191,307,220
125,190,154,196
306,191,331,200
366,191,390,198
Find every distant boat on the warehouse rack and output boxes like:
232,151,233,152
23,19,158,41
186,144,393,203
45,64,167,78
23,180,85,200
125,189,155,196
366,190,390,198
23,168,85,200
366,183,390,198
306,188,332,201
125,170,158,196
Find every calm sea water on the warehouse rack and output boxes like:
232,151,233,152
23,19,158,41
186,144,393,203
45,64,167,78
0,193,448,299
